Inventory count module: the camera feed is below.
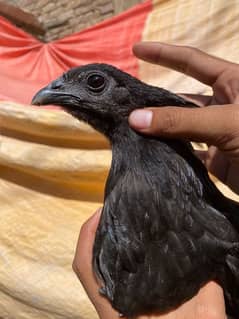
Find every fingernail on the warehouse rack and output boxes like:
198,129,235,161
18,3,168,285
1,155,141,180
129,110,152,129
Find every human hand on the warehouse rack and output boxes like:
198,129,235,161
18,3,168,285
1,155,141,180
72,209,226,319
72,209,119,319
129,42,239,189
132,42,239,105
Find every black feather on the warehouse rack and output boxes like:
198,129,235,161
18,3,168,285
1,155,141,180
32,63,239,318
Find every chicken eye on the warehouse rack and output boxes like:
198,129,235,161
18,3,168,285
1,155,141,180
87,74,106,92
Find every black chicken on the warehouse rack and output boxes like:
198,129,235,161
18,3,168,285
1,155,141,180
32,64,239,318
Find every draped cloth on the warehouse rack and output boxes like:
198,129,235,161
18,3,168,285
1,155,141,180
0,1,239,318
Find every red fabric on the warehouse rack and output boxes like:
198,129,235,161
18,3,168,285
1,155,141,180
0,1,152,104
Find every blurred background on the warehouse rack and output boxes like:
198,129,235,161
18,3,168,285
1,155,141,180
1,0,144,41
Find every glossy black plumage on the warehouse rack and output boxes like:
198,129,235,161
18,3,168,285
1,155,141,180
32,64,239,318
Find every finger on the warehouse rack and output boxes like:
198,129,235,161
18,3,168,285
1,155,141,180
128,105,239,148
133,42,234,86
72,208,118,319
195,281,226,317
73,208,102,268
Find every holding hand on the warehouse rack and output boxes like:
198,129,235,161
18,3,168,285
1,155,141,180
130,43,239,184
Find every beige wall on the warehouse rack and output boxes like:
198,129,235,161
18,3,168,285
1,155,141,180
4,0,144,41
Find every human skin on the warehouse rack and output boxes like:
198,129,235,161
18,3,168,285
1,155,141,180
73,43,239,319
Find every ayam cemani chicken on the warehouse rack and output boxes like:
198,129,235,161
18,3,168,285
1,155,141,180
32,63,239,318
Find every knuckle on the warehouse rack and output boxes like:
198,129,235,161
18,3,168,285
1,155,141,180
154,109,181,134
72,259,81,277
72,260,78,273
179,46,199,73
213,67,239,103
72,257,84,279
226,107,239,131
213,80,233,103
80,220,90,236
232,106,239,119
163,112,178,132
214,107,239,147
152,45,164,64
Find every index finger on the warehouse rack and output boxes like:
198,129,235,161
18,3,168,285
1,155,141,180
133,42,235,86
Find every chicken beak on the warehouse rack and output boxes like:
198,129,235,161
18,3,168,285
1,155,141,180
31,86,55,106
32,76,67,106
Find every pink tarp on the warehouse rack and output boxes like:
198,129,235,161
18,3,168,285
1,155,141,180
0,1,152,104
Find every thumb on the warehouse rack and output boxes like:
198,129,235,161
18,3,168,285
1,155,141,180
128,105,239,149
